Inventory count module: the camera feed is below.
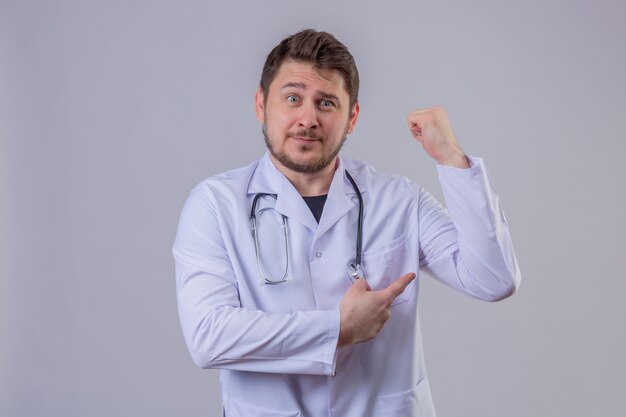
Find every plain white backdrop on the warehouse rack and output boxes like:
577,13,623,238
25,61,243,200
1,1,625,416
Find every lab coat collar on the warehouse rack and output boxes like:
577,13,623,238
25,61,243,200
247,152,367,234
246,152,284,196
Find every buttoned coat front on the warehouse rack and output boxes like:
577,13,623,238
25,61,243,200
173,152,520,417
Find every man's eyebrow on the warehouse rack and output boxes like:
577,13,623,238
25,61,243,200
280,82,340,102
280,82,306,90
317,92,340,102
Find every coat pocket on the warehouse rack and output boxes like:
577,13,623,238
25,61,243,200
228,397,302,417
361,234,414,306
376,375,436,417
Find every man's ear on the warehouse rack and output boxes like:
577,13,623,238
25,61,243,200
254,88,265,122
346,101,360,134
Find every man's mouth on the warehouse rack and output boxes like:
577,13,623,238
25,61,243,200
291,136,319,142
289,132,322,143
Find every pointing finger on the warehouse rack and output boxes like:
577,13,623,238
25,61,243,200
384,272,416,301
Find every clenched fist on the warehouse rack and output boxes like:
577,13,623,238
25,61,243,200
407,107,470,168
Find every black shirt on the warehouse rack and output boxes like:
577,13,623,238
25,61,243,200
302,195,328,223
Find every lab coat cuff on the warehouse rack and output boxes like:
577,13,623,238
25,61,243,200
327,309,341,376
436,155,484,179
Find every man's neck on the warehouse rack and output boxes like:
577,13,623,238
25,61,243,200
270,156,337,197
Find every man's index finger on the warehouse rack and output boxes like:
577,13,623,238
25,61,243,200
386,272,416,301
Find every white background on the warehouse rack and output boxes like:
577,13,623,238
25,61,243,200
2,1,625,416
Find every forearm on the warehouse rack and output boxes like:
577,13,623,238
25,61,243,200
175,256,340,375
173,186,340,375
420,157,521,301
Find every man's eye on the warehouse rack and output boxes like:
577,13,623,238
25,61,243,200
287,95,299,103
320,100,334,108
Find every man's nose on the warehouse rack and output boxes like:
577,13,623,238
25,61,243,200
297,102,319,129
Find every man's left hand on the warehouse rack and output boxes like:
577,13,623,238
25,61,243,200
407,107,470,168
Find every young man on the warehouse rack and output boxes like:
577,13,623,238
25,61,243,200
174,29,520,417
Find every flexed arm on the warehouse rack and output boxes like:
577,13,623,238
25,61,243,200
408,107,521,301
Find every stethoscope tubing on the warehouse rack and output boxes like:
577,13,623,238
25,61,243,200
250,170,364,283
344,170,363,270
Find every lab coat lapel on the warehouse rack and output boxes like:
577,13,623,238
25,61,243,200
247,153,367,234
315,157,366,240
247,153,318,231
274,183,318,231
247,152,280,196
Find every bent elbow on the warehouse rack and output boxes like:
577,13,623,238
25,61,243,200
182,308,230,370
188,348,219,369
483,282,517,302
481,269,521,302
186,334,226,370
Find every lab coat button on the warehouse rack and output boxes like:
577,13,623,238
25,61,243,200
316,252,322,258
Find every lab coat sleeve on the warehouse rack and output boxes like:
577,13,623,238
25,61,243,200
418,156,521,301
173,185,340,375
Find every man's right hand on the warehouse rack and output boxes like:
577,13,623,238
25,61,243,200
337,272,416,347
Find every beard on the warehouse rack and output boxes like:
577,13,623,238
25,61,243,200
263,125,347,174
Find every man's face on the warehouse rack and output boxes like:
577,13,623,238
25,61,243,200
255,60,359,175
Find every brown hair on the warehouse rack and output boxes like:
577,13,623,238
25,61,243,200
260,29,359,108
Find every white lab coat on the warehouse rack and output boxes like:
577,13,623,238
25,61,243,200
173,152,520,417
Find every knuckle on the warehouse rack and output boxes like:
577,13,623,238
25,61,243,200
383,310,391,322
384,294,394,306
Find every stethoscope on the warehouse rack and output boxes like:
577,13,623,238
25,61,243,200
250,170,364,285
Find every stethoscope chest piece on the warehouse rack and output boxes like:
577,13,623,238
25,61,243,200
348,263,365,283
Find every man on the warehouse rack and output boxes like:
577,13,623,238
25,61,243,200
173,29,520,417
